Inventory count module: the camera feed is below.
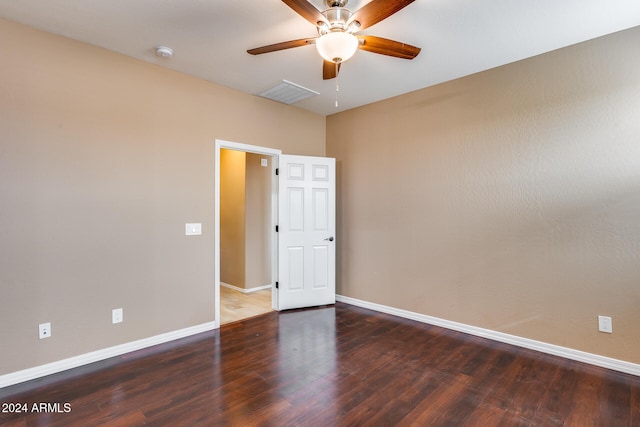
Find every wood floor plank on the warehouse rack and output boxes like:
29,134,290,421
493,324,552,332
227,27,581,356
1,302,639,426
598,369,633,426
632,378,640,426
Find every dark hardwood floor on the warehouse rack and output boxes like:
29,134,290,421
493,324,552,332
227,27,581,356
1,302,639,426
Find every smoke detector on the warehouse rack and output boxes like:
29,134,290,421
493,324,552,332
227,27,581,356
155,46,174,58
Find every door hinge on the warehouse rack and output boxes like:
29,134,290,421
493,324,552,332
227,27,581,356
275,225,279,232
275,168,279,176
275,281,279,289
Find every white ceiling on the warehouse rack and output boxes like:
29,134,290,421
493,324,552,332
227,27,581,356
1,0,639,116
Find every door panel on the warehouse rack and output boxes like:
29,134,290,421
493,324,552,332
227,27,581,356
289,188,305,231
278,155,336,310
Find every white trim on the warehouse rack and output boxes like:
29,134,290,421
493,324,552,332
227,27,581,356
221,282,272,294
214,139,281,329
0,322,216,389
336,295,640,377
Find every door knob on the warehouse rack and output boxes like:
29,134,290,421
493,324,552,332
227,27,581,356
325,236,334,242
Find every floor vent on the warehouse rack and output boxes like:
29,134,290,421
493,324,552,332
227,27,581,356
256,80,319,105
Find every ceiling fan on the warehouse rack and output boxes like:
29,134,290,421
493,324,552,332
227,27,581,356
247,0,421,80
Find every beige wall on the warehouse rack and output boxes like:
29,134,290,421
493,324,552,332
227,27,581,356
0,18,324,375
220,149,246,288
327,26,640,364
220,151,272,290
244,153,272,289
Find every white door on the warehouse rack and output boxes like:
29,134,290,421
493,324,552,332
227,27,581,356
277,155,336,310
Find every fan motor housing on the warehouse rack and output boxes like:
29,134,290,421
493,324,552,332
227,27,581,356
321,8,353,30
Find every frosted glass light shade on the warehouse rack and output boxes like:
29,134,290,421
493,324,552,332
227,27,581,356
316,32,358,63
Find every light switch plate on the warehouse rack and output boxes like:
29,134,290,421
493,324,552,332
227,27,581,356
261,158,268,167
185,223,202,236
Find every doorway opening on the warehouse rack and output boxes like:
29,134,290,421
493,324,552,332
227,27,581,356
214,140,281,328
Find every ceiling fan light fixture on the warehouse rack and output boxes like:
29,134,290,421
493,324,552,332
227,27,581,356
316,31,358,63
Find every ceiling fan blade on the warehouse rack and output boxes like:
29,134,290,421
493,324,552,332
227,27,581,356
282,0,327,26
323,60,341,80
247,38,316,55
349,0,415,30
357,35,421,59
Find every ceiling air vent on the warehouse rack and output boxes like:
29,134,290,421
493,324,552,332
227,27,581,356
256,80,319,105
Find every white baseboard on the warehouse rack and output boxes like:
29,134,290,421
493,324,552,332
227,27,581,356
221,282,272,294
0,321,216,389
336,295,640,377
5,297,637,389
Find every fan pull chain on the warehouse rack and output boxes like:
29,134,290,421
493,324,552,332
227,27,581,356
335,62,340,108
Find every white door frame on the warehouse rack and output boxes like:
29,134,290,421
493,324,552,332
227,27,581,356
214,139,281,329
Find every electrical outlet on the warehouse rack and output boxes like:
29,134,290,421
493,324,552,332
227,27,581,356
598,315,612,333
39,322,51,339
112,308,123,324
